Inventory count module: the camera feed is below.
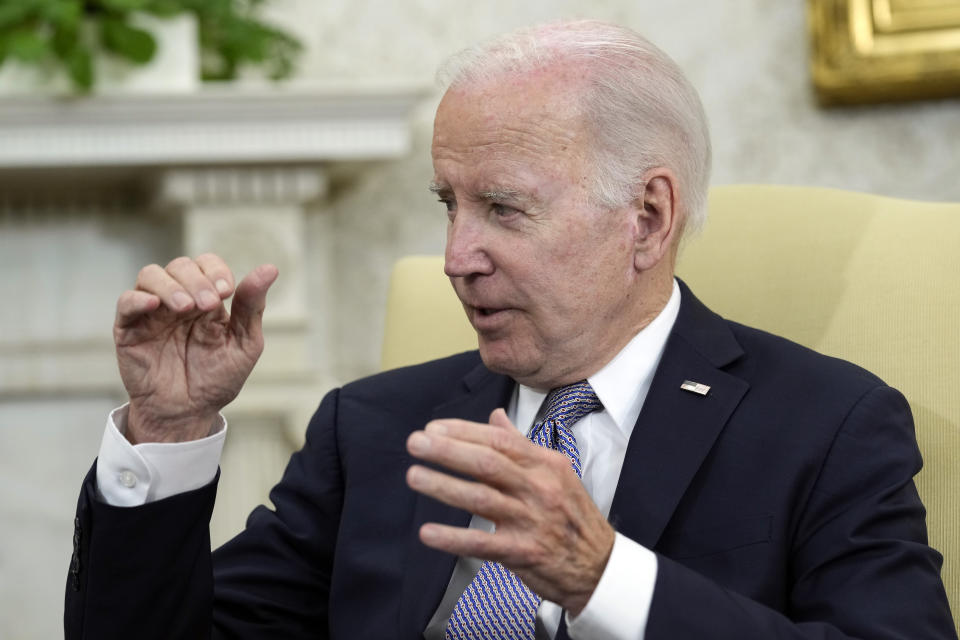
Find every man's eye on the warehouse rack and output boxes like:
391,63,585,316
438,198,455,213
491,203,519,217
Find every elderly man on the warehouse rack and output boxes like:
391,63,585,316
65,20,955,640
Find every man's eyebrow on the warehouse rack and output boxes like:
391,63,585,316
477,188,526,202
428,183,532,204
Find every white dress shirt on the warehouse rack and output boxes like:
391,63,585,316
96,406,226,506
97,280,682,640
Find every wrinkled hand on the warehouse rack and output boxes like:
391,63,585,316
405,409,615,616
114,254,278,443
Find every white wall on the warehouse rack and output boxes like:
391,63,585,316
2,1,958,637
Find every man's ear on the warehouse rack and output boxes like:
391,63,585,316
633,169,680,271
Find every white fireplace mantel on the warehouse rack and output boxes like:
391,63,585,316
0,82,427,397
0,82,427,168
0,82,427,416
1,83,428,545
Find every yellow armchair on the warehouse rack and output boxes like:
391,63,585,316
380,185,960,629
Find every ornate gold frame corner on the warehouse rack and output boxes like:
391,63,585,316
809,0,960,105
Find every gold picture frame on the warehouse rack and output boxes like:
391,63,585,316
809,0,960,105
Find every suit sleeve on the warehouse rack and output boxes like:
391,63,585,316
645,385,957,639
64,388,345,640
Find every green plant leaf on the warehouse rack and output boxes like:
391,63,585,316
38,0,82,29
143,0,182,18
8,28,49,62
65,46,93,91
197,9,302,82
1,0,303,90
0,3,39,31
101,16,156,64
99,0,151,11
52,23,80,59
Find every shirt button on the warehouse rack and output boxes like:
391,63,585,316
119,470,138,488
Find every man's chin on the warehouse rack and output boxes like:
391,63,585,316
476,340,540,383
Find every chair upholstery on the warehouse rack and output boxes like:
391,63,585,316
380,185,960,630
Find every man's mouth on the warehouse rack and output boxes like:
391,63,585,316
469,305,511,327
474,305,509,316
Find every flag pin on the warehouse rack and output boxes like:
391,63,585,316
680,380,711,396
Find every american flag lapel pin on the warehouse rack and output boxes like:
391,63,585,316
680,380,711,396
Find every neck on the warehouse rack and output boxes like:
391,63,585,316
605,271,675,363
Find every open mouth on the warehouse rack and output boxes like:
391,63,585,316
471,306,509,324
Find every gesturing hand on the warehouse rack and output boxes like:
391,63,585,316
405,409,615,616
114,254,278,444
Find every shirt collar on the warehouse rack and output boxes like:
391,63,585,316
513,279,682,436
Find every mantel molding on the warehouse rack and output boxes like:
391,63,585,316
0,81,428,402
160,166,329,207
0,82,429,168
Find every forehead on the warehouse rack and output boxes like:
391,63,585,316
431,69,592,191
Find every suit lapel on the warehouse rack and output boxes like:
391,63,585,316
399,362,514,637
557,283,749,640
555,284,748,640
609,281,749,551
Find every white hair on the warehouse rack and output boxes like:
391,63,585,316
437,20,712,236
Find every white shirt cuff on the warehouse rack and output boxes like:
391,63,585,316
95,404,226,507
565,532,657,640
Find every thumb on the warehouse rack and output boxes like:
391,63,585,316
230,264,279,339
488,408,515,431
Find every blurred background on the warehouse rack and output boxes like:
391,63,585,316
0,1,958,637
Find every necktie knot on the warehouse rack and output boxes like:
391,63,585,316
529,381,601,478
542,381,602,426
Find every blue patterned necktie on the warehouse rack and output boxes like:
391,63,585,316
445,381,602,640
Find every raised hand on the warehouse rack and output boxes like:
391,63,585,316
405,409,615,616
114,254,278,444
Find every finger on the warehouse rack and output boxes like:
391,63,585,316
164,256,222,312
407,428,530,492
488,407,515,431
135,263,196,312
230,264,279,339
115,289,161,329
419,522,518,564
423,417,542,466
406,464,526,522
195,253,235,299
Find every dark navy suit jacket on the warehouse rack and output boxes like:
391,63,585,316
64,282,957,639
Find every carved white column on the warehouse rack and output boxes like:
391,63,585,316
162,166,324,363
159,166,335,545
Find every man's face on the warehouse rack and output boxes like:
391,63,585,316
431,69,643,390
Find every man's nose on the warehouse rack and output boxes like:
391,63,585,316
444,212,495,278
